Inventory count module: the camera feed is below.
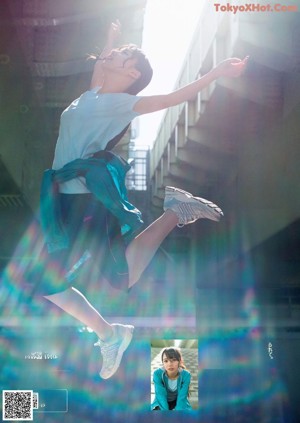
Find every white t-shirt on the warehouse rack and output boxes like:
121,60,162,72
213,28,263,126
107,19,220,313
52,87,141,194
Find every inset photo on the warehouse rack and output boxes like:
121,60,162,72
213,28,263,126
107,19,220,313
150,339,198,411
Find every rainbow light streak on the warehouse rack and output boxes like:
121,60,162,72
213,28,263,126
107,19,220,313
194,212,289,413
0,206,197,416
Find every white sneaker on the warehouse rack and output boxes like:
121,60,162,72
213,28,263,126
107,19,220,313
164,186,223,226
94,323,134,379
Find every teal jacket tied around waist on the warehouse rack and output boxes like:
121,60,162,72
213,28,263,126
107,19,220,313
40,151,144,253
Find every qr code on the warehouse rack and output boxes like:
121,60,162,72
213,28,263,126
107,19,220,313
2,390,33,421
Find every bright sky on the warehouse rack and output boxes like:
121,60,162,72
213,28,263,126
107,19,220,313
134,0,205,147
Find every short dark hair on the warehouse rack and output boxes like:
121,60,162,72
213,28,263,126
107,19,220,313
119,44,153,94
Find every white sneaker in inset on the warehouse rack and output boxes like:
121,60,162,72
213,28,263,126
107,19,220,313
94,323,134,379
163,186,223,226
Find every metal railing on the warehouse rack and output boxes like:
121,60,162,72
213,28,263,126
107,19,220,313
150,2,239,181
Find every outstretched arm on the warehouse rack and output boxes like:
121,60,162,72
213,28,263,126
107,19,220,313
152,371,169,410
90,20,121,89
134,56,249,114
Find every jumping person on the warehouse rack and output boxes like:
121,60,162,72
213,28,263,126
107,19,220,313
40,20,248,379
152,347,192,410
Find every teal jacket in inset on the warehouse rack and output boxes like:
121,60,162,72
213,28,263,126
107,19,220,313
40,151,143,253
151,367,192,411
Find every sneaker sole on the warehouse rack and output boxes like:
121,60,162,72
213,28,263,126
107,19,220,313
100,324,134,379
165,186,223,222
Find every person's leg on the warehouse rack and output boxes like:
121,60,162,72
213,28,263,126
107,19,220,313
126,186,223,288
44,287,113,341
44,209,179,329
126,210,178,288
44,287,133,379
42,209,179,377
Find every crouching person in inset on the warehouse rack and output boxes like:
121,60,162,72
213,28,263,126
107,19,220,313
152,347,192,410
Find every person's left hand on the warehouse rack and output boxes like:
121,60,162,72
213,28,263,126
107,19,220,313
214,56,249,78
107,19,121,44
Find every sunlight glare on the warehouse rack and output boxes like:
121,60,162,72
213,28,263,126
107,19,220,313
136,0,205,146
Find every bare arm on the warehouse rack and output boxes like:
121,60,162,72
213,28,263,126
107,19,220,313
134,56,249,115
90,20,121,89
